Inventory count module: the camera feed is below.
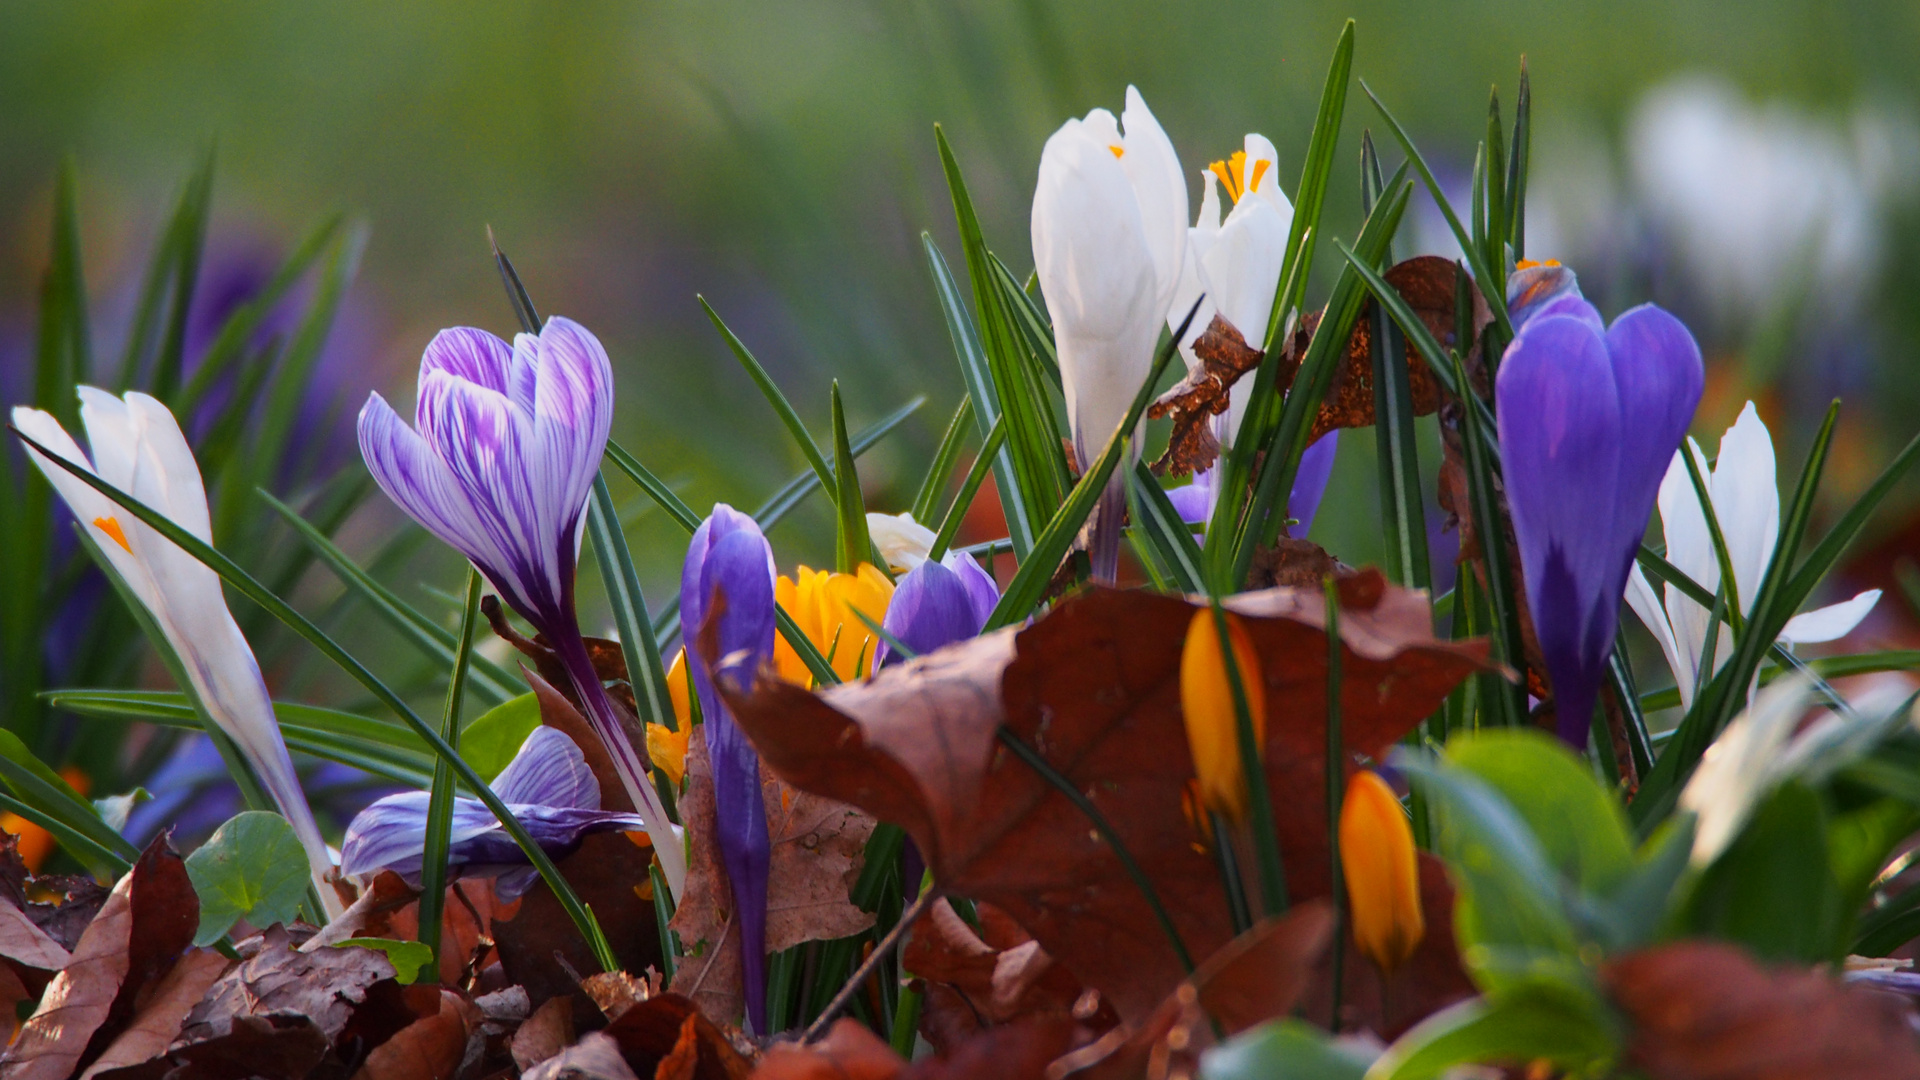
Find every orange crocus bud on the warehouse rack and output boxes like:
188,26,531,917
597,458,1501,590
1339,769,1424,971
1179,608,1266,824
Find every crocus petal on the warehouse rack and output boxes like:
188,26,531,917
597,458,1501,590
1623,564,1694,710
1168,471,1214,525
1506,264,1590,334
1656,441,1717,689
1288,432,1339,539
1117,86,1188,305
419,326,515,396
1243,132,1288,211
877,559,984,668
1779,589,1881,645
867,511,937,572
943,550,1001,630
492,727,600,810
1680,674,1814,866
1708,402,1779,613
1604,305,1706,547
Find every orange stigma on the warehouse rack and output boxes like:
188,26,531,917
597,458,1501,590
1208,151,1271,204
1514,258,1562,270
1109,144,1125,159
92,516,132,554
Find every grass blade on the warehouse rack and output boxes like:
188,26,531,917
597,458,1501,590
830,383,873,575
699,296,836,499
1506,60,1532,260
1129,462,1206,594
1266,18,1355,348
418,569,482,977
929,417,1006,564
911,396,974,526
1448,341,1526,728
587,474,675,738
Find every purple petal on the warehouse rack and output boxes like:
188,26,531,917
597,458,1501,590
877,559,983,669
419,327,515,395
1288,431,1339,538
942,550,1001,630
1498,314,1625,744
1167,470,1213,525
358,393,518,592
526,318,614,559
339,788,645,888
1605,304,1705,548
492,727,599,810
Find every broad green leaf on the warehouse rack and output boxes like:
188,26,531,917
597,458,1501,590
1202,1018,1372,1080
461,693,543,783
1365,982,1617,1080
186,812,310,946
336,938,435,984
1682,781,1843,964
1446,731,1635,895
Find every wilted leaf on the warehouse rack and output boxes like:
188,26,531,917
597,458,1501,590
728,577,1486,1023
78,948,231,1079
182,924,395,1045
599,992,752,1080
524,1032,641,1080
185,812,310,947
1605,941,1920,1079
583,970,658,1021
5,835,197,1080
902,898,1106,1054
1246,537,1347,591
348,987,479,1080
1147,314,1265,477
513,996,577,1073
462,691,544,783
670,739,876,1026
0,898,72,973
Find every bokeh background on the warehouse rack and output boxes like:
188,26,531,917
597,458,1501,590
5,0,1920,697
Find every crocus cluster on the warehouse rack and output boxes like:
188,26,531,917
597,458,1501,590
1495,265,1705,745
865,512,999,667
341,727,646,898
14,389,339,914
356,318,686,897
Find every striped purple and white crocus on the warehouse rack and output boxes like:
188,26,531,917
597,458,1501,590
356,317,686,898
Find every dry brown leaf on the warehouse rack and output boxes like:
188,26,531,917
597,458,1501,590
753,1019,903,1080
1246,537,1346,590
4,835,196,1080
90,1014,330,1080
78,948,232,1079
514,996,579,1073
1147,315,1265,478
348,987,479,1080
0,898,71,973
524,1032,642,1080
1605,941,1920,1079
302,870,419,952
182,924,396,1045
529,666,637,813
670,739,876,1026
495,831,661,1016
903,899,1109,1055
727,576,1487,1024
599,992,752,1080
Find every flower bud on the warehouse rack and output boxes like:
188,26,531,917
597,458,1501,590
1339,769,1424,971
1179,608,1266,823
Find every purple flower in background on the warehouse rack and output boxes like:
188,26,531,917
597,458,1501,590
340,727,645,899
1170,431,1339,540
680,504,777,1034
1496,274,1703,746
356,317,685,897
874,551,1000,668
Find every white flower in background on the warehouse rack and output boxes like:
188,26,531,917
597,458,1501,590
1032,86,1187,581
1625,402,1880,710
866,511,938,572
1682,674,1913,866
1166,134,1295,446
1629,76,1919,330
13,389,340,914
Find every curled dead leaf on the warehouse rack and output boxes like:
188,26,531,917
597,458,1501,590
347,987,480,1080
753,1019,902,1080
1147,315,1264,478
513,996,578,1073
78,948,232,1079
599,992,752,1080
903,898,1110,1055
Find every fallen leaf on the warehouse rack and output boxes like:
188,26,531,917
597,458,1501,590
670,739,876,1026
1246,537,1348,591
89,1014,330,1080
1147,315,1265,478
905,1017,1075,1080
903,899,1107,1054
301,870,418,951
513,996,578,1072
599,992,752,1080
342,876,511,988
494,831,661,1015
0,898,71,973
4,834,197,1080
524,1032,641,1080
349,987,480,1080
1298,854,1478,1039
78,948,232,1079
181,924,396,1045
752,1019,903,1080
1605,941,1920,1079
727,576,1487,1023
23,873,113,954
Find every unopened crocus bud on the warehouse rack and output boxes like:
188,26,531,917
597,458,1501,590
1339,769,1424,972
1179,608,1266,823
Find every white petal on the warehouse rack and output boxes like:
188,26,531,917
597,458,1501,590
1657,440,1715,682
1119,87,1189,307
1709,401,1778,616
76,387,139,491
1625,564,1693,710
1243,132,1287,210
867,512,937,572
1778,589,1881,644
1680,673,1814,866
124,391,213,544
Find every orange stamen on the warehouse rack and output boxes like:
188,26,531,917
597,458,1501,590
1514,258,1562,270
1109,144,1125,159
92,516,132,554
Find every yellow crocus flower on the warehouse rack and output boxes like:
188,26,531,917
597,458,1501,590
773,563,894,684
647,650,694,788
1339,769,1425,972
1179,608,1266,823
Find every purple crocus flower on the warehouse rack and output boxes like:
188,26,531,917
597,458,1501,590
340,727,645,899
355,318,685,897
1169,431,1339,539
679,504,778,1034
1495,271,1703,745
874,551,1000,668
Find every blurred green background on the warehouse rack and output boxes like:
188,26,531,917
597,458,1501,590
5,0,1919,603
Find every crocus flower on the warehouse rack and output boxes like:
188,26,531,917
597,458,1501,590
1339,769,1424,971
865,511,938,573
1166,134,1294,447
874,552,1000,668
1625,403,1880,711
1178,609,1266,823
1168,431,1339,537
772,564,894,684
356,318,685,898
1033,86,1188,582
1495,281,1704,746
13,389,338,912
340,727,646,898
680,504,778,1034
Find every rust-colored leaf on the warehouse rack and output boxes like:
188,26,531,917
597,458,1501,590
495,831,662,1016
4,835,197,1080
1605,941,1920,1079
670,739,876,1026
903,898,1109,1055
514,996,578,1073
348,987,479,1080
1246,537,1347,591
90,1014,330,1080
0,899,72,974
1146,315,1264,478
78,948,232,1079
727,575,1487,1023
599,992,751,1080
752,1020,903,1080
182,924,396,1045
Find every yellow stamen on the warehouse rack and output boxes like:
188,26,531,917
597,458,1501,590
1514,258,1562,270
1339,770,1425,972
1179,608,1266,823
1246,157,1271,196
1109,144,1125,159
1208,151,1272,205
92,516,132,554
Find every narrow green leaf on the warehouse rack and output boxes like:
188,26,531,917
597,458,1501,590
1506,60,1532,260
1447,333,1527,728
178,213,344,417
929,417,1006,563
126,149,215,400
1484,90,1507,275
1266,18,1355,349
1365,177,1432,593
911,396,974,525
1128,462,1205,594
588,474,675,733
419,569,482,977
699,296,836,499
830,383,871,575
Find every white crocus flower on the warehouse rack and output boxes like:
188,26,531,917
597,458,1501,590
866,511,938,572
13,389,340,915
1167,133,1295,446
1625,401,1880,710
1032,86,1187,581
